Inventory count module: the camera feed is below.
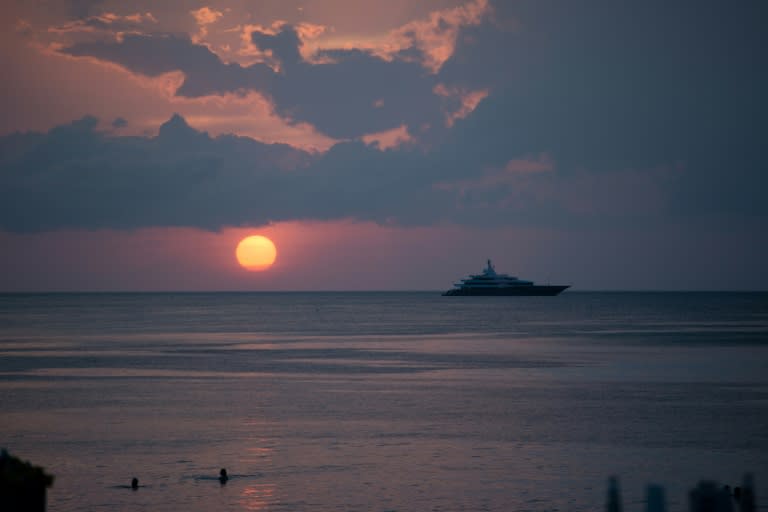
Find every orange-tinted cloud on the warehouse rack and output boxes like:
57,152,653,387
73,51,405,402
10,0,494,145
433,83,489,126
152,89,337,151
2,32,335,150
190,6,225,43
387,0,490,72
235,21,287,69
289,0,490,73
46,11,157,37
361,124,414,150
191,7,224,27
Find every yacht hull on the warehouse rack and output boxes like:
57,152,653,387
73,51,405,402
442,285,569,296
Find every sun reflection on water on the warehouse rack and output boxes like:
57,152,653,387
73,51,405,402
237,438,276,510
239,482,276,511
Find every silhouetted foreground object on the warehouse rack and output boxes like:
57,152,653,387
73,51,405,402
131,477,138,490
606,474,758,512
689,481,734,512
219,468,228,485
0,450,54,512
736,474,756,512
606,476,623,512
646,484,667,512
686,474,757,512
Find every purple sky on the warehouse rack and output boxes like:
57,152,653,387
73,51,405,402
1,0,766,291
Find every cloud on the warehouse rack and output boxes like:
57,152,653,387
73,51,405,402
190,6,224,43
268,37,445,138
225,1,491,73
52,1,492,140
4,0,766,236
433,83,489,127
66,0,108,20
361,124,414,150
3,0,767,291
48,11,157,37
384,0,490,73
0,26,335,151
0,114,409,232
62,33,276,98
190,7,224,27
0,110,693,234
59,26,445,139
435,153,555,192
437,154,681,228
0,115,311,232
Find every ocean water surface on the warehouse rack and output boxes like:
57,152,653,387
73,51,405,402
1,292,767,511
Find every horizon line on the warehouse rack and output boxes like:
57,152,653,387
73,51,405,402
1,289,767,294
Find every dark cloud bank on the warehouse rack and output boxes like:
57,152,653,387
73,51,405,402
1,0,766,233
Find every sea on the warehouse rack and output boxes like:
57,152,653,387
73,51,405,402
1,291,767,512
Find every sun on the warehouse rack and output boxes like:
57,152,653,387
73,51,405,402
235,235,277,271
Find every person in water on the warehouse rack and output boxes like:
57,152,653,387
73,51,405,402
219,468,228,485
131,477,139,490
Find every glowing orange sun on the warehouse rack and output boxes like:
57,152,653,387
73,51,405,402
236,235,277,271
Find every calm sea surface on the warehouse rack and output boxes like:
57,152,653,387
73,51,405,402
1,292,767,511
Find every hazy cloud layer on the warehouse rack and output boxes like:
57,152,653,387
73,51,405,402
1,115,308,231
0,103,753,234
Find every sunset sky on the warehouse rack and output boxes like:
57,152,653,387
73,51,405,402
1,0,766,291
